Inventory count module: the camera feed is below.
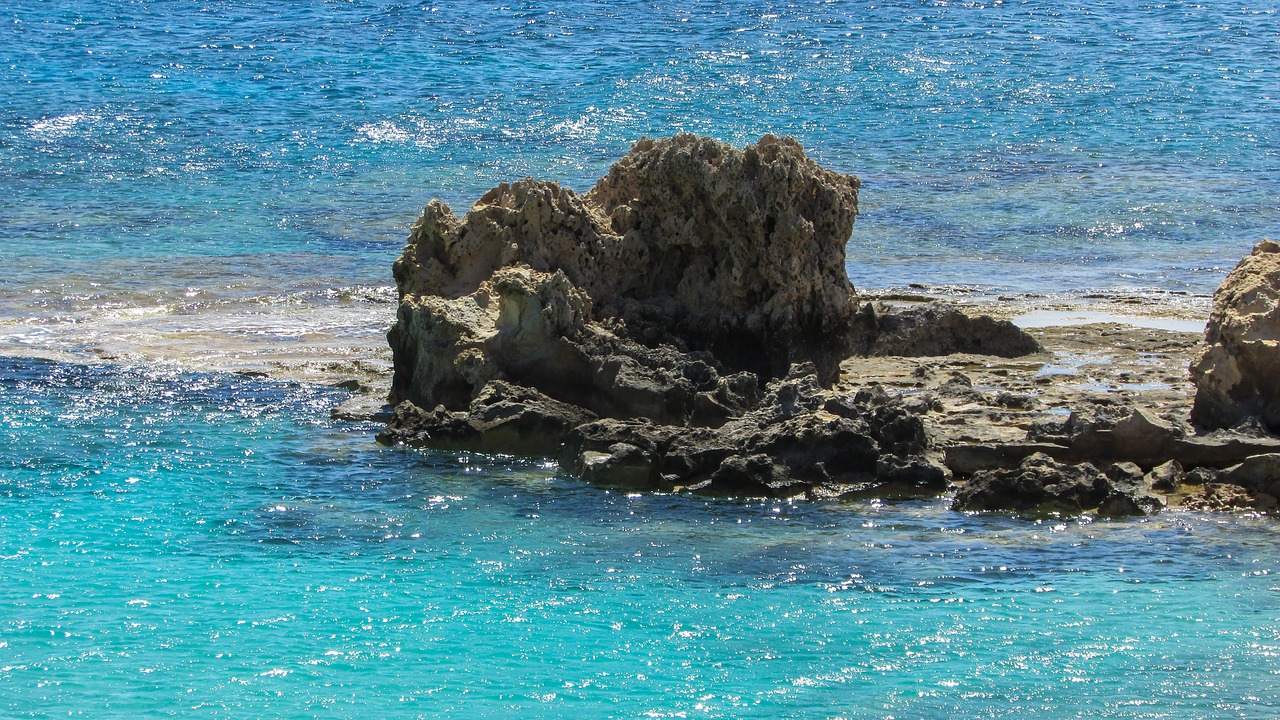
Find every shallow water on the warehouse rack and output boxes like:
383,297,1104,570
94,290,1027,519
1,358,1277,718
2,2,1280,716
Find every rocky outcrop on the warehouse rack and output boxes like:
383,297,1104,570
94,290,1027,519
945,404,1280,477
952,452,1164,516
377,380,597,457
1191,239,1280,432
390,134,861,395
558,375,945,498
380,134,1043,501
853,302,1041,358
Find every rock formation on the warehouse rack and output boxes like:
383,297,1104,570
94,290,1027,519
380,134,1050,500
1191,239,1280,431
388,133,861,396
952,452,1164,516
852,302,1041,358
374,136,1280,514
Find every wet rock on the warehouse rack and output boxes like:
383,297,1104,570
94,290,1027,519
464,381,599,455
954,453,1106,514
953,452,1159,516
378,381,596,457
706,454,809,498
1183,483,1259,511
577,443,658,489
1097,489,1166,517
1098,461,1166,516
1191,239,1280,432
331,394,396,423
853,302,1042,358
1145,460,1184,493
377,401,474,448
556,367,943,498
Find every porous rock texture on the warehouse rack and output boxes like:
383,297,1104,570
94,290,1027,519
378,134,1040,499
952,453,1165,516
389,133,861,394
1191,239,1280,432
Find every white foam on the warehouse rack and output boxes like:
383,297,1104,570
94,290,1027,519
27,113,87,140
355,120,411,144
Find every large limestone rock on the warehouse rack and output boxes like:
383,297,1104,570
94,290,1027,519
1191,240,1280,432
390,133,860,399
379,134,1048,500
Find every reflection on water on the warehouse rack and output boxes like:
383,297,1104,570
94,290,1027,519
0,359,1276,717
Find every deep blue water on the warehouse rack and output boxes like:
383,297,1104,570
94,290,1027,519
2,0,1277,302
1,1,1279,717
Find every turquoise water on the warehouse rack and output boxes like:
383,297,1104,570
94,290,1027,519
2,358,1278,717
3,1,1280,717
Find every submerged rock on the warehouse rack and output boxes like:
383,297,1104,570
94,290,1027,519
1191,239,1280,432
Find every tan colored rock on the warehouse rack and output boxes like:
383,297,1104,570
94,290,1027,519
386,266,592,409
1182,483,1259,511
390,134,861,400
1191,239,1280,431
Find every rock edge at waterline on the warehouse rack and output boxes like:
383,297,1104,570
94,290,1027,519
377,135,1278,516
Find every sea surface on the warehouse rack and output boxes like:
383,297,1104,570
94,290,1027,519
1,1,1278,717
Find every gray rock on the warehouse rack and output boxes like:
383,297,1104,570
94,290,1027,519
1145,460,1184,493
953,452,1160,516
377,381,596,457
578,443,658,489
853,302,1042,358
1219,453,1280,494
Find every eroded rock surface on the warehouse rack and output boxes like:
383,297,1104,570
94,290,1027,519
1191,239,1280,432
952,452,1164,516
853,302,1041,358
389,133,861,394
381,134,1028,499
